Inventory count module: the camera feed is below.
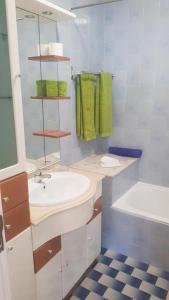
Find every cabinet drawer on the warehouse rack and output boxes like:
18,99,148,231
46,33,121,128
33,236,61,273
0,172,28,213
87,197,102,224
4,201,30,241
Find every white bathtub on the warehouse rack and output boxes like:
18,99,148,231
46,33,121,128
113,181,169,225
102,181,169,270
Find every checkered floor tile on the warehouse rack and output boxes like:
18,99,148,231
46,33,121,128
70,249,169,300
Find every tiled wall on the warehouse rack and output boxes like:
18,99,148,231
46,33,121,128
56,0,105,164
103,0,169,186
57,0,169,186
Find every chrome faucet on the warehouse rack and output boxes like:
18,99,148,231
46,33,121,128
34,170,52,188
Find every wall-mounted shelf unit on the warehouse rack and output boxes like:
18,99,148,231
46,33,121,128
16,0,76,22
32,130,71,139
28,55,70,62
31,96,70,100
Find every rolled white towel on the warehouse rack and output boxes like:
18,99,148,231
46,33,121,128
100,156,122,168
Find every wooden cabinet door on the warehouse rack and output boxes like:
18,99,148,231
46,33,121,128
87,213,102,267
61,226,87,298
36,252,62,300
6,228,36,300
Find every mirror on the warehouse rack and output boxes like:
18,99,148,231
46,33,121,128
16,7,70,171
0,0,18,170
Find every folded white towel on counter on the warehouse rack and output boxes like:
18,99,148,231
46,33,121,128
100,156,122,168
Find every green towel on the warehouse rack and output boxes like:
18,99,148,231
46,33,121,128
36,80,47,96
95,76,100,135
58,81,67,96
46,80,58,96
96,72,113,137
76,75,81,137
76,74,96,141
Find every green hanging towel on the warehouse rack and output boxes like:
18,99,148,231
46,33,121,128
76,74,96,141
76,75,81,137
98,72,113,137
95,76,100,135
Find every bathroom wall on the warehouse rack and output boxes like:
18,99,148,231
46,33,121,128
103,0,169,186
49,0,105,164
20,0,169,187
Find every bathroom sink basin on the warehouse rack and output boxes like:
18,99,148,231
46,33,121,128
28,172,90,207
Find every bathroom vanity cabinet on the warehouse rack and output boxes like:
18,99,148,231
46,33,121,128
6,228,36,300
33,198,102,300
0,172,36,300
36,252,62,300
62,225,88,298
2,177,102,300
87,213,102,267
62,212,102,298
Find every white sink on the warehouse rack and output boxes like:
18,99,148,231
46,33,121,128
29,172,90,207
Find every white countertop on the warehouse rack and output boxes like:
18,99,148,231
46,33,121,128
29,153,138,225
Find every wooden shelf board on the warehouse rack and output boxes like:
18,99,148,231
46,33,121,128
31,96,70,100
28,55,70,62
32,130,71,139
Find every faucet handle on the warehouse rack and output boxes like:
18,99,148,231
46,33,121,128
34,170,42,177
34,170,42,183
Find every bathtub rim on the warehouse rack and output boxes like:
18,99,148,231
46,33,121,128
112,181,169,226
